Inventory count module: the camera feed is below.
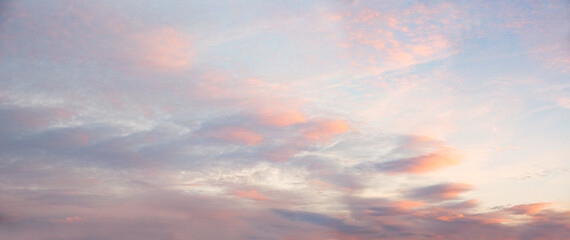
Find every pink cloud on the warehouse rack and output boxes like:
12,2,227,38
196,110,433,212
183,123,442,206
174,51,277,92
387,48,416,65
0,1,193,72
55,216,84,223
261,117,352,161
408,183,473,202
384,151,461,174
508,203,553,215
131,27,193,70
378,136,463,174
302,119,350,142
257,110,307,127
209,127,263,146
8,108,73,129
340,2,462,71
430,184,472,200
392,200,424,209
435,213,465,222
234,190,269,201
409,44,434,56
557,98,570,109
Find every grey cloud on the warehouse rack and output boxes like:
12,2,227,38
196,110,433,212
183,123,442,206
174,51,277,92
272,209,371,235
406,183,473,202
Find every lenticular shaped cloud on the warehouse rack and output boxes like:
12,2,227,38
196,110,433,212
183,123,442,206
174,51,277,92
407,183,473,202
507,203,553,215
234,190,269,201
377,151,461,174
354,135,463,174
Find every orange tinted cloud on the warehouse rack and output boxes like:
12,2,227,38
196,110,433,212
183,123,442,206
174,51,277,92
435,184,472,199
378,151,462,174
392,200,424,209
405,152,459,174
435,213,465,222
508,203,552,215
302,120,350,142
210,127,263,145
234,190,269,201
56,216,84,223
377,136,463,174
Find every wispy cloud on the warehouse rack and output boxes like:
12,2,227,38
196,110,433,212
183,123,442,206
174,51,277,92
1,0,569,239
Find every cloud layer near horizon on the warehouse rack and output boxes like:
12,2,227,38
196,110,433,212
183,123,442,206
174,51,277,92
1,0,569,239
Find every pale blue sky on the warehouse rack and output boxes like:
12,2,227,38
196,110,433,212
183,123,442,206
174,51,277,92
1,1,569,239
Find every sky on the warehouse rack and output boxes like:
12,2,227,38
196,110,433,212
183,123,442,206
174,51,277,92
0,0,569,239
